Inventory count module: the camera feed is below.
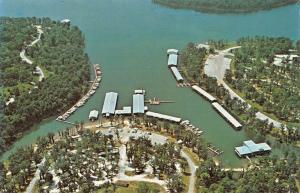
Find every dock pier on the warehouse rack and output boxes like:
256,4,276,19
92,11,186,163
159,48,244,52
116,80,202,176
56,119,77,126
208,145,223,155
145,97,174,105
56,64,102,121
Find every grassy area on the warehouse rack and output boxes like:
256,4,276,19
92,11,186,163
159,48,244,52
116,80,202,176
182,174,190,193
296,179,300,193
97,181,166,193
183,147,201,165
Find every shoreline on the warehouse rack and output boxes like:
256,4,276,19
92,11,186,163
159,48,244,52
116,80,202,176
153,0,298,14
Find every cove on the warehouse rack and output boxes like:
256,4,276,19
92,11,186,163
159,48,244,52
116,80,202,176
0,0,299,166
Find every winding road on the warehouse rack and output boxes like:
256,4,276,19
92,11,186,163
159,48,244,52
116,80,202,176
20,25,45,82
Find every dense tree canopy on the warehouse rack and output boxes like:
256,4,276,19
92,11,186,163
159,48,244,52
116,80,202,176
0,17,90,156
153,0,297,13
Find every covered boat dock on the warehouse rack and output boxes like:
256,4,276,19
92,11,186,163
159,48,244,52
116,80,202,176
192,85,216,102
101,92,118,117
212,102,242,129
146,111,182,123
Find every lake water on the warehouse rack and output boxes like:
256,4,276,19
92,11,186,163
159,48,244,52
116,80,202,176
0,0,299,166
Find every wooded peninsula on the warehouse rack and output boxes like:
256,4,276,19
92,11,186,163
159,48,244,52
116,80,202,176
0,17,90,156
152,0,298,13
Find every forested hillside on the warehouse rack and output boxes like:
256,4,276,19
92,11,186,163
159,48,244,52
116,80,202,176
0,17,90,156
153,0,297,13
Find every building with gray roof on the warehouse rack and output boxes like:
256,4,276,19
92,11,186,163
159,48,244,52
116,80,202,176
89,110,99,121
101,92,118,117
170,67,184,82
133,94,145,114
168,54,178,67
235,140,271,157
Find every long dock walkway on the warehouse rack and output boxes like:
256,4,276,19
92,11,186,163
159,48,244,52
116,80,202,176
56,64,102,121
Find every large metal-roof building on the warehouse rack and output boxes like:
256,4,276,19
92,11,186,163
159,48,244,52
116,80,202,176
101,92,118,117
133,94,145,114
235,140,271,157
212,102,242,129
168,54,178,67
170,67,183,82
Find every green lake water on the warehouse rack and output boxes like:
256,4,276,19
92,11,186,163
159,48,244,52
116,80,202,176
0,0,299,166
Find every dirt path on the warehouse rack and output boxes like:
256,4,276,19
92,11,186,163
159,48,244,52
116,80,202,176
181,151,197,193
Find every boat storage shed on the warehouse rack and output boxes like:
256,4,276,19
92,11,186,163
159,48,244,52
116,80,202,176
101,92,118,117
212,102,242,129
89,110,99,121
146,111,182,123
168,54,178,67
170,67,183,82
133,94,145,114
192,85,216,102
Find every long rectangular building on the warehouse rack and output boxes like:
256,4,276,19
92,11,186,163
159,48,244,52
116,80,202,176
133,94,145,114
101,92,118,117
170,67,183,82
115,106,132,115
192,85,216,102
212,102,242,129
168,54,178,67
146,111,182,123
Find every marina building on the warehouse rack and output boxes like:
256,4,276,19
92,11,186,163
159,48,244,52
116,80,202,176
167,49,179,67
89,110,99,121
146,111,182,123
101,92,118,117
192,85,216,102
115,106,132,115
133,94,145,114
212,102,242,129
170,67,184,82
235,140,271,157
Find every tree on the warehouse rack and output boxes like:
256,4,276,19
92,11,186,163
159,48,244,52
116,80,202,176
167,173,184,193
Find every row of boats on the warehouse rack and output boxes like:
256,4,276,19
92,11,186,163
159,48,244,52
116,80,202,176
56,64,102,121
180,120,203,136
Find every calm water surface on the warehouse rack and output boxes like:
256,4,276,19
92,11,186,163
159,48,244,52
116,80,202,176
0,0,299,166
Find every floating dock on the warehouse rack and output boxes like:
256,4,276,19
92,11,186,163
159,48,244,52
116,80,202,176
212,102,242,129
208,145,223,155
56,64,102,121
145,97,174,105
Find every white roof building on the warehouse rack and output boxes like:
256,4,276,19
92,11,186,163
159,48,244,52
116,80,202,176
133,94,145,114
146,111,182,123
192,85,216,102
168,54,178,67
170,67,183,82
212,102,242,129
89,110,99,120
115,106,132,115
101,92,118,116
